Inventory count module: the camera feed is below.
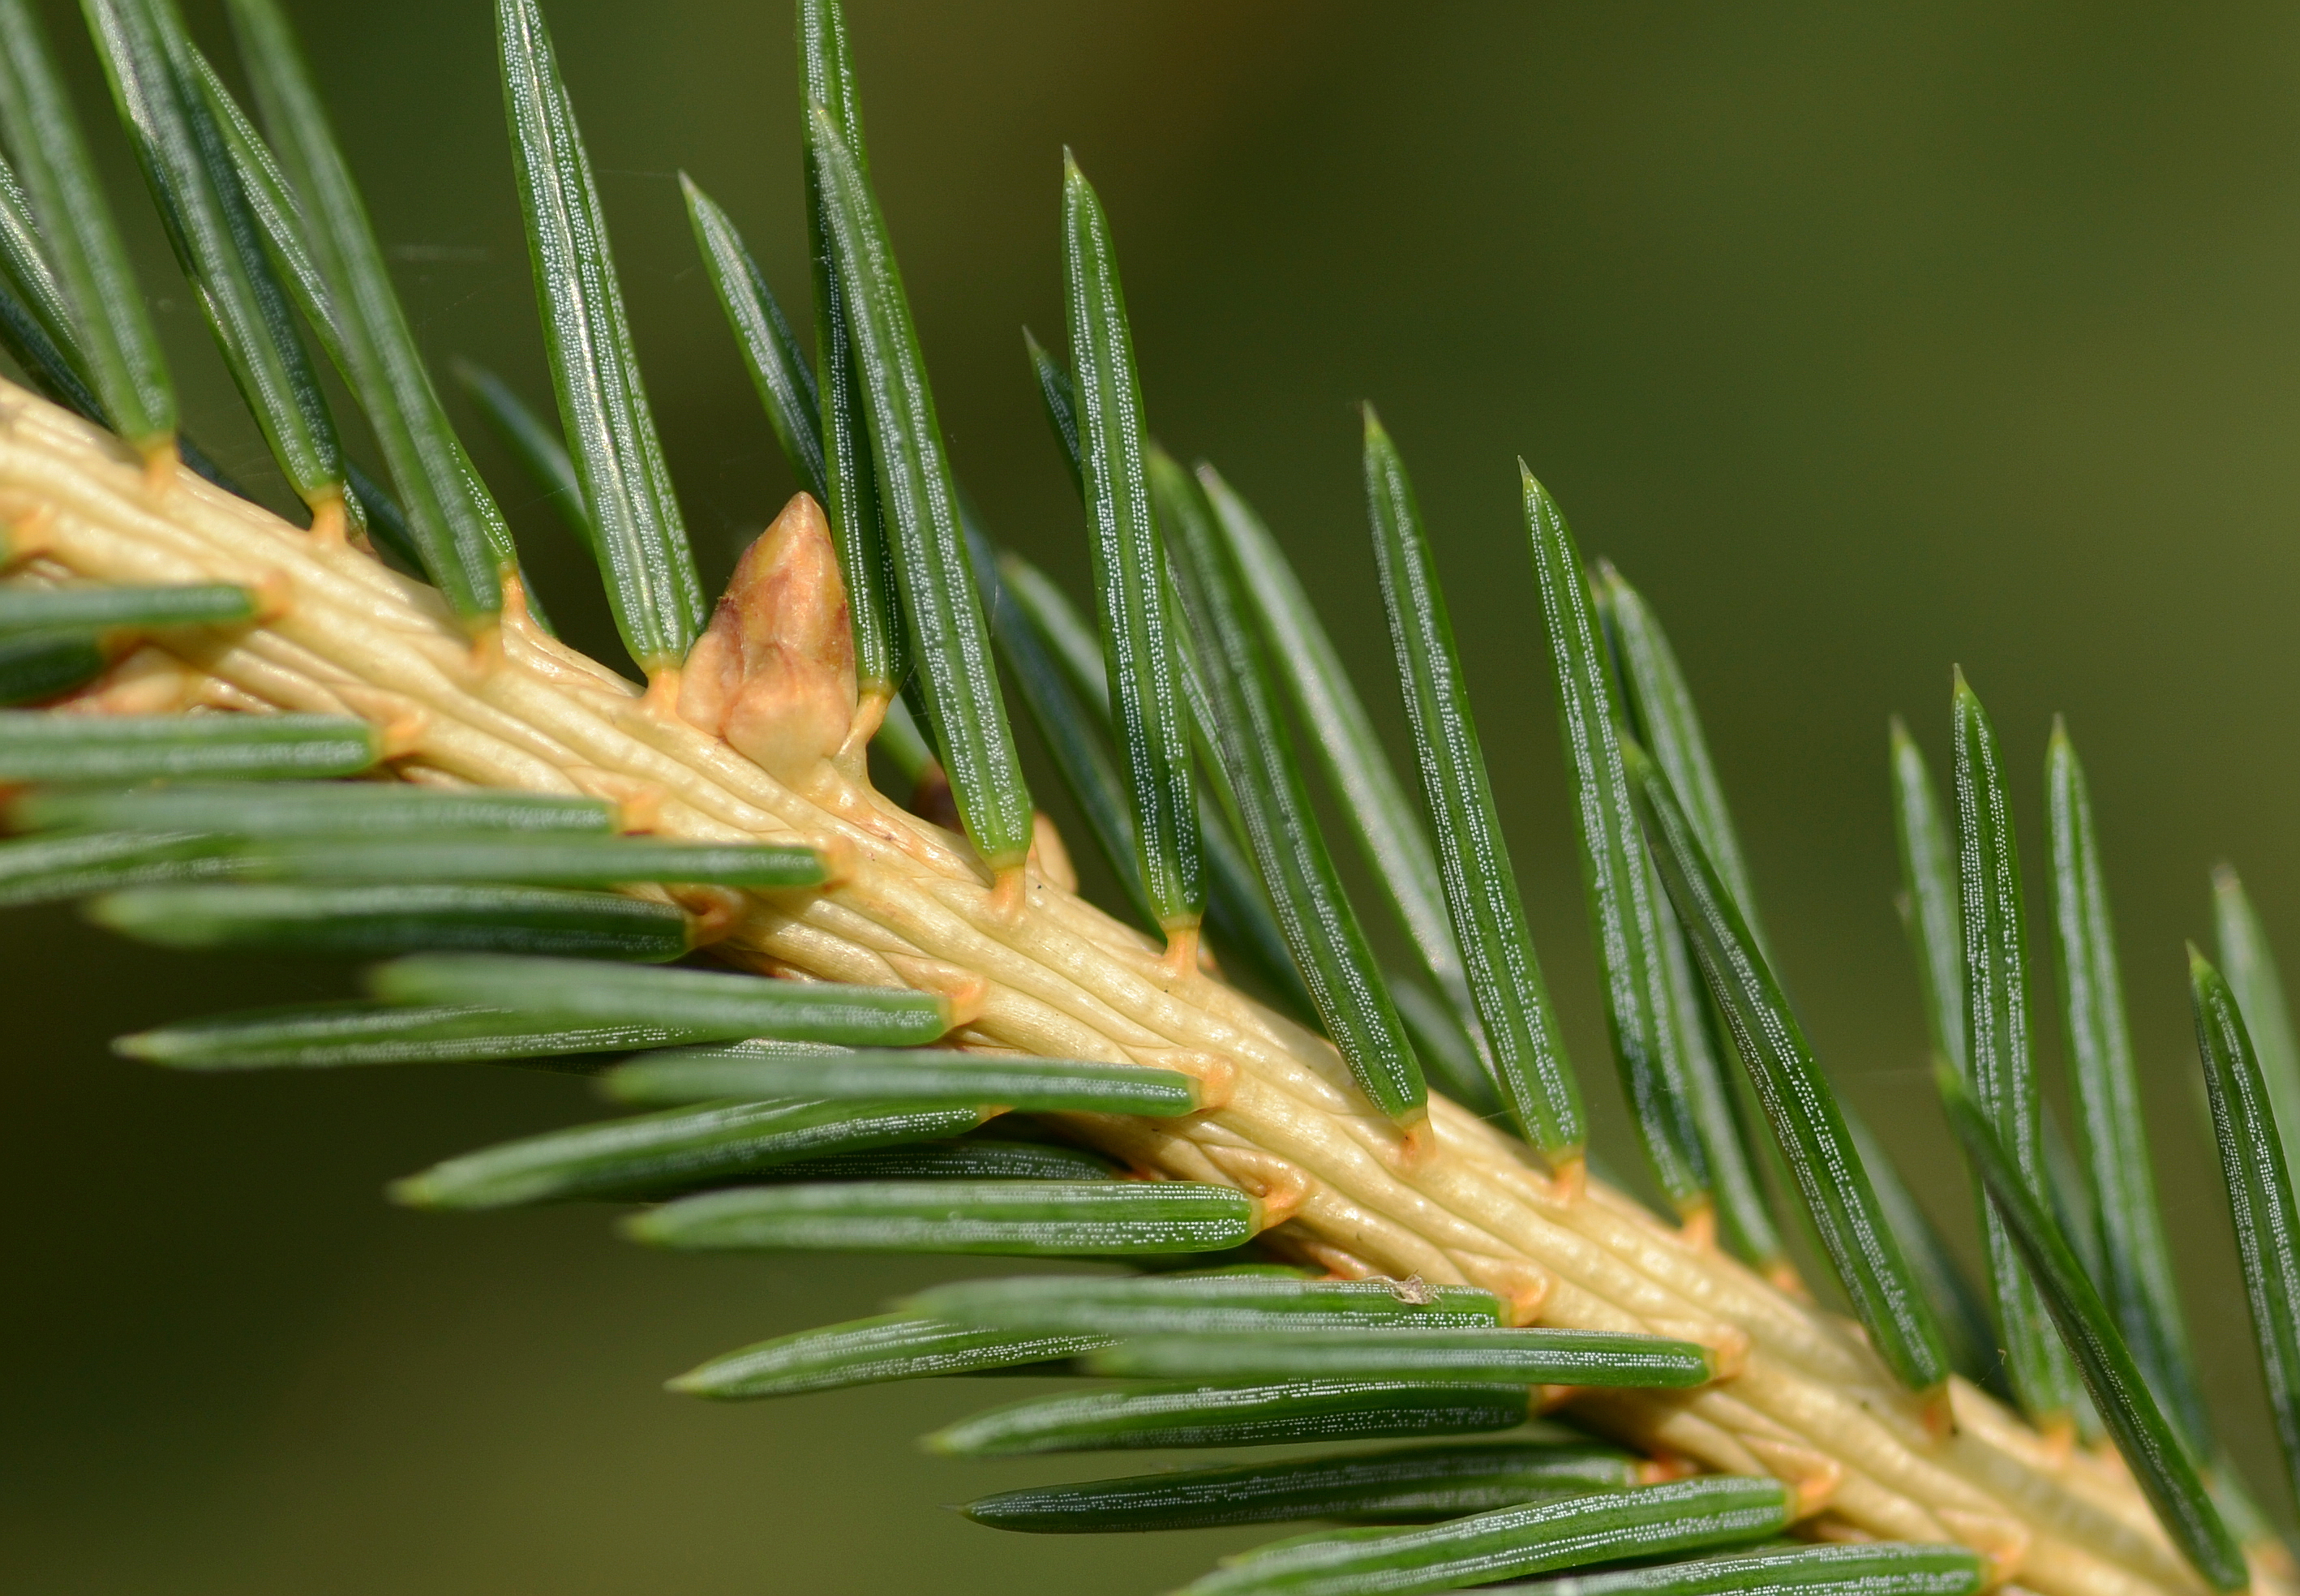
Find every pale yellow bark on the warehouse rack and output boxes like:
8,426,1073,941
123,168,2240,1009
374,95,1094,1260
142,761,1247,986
0,380,2271,1596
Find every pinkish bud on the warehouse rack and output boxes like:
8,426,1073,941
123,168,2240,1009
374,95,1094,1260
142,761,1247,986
679,493,857,784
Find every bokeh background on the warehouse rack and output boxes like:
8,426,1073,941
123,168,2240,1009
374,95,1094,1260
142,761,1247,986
8,1,2300,1590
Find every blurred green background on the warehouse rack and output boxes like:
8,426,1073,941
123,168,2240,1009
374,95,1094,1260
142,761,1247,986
8,1,2300,1590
